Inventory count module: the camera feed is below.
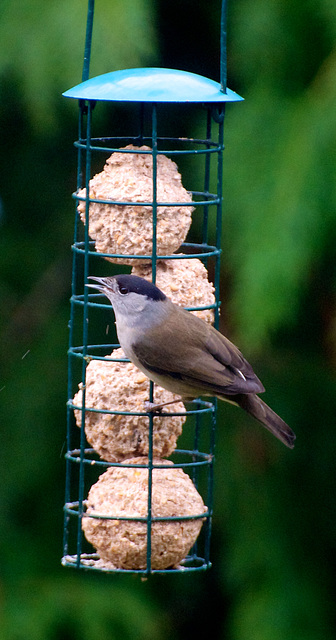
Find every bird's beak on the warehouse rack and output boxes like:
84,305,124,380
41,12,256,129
86,276,108,292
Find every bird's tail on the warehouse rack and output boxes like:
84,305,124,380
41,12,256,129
235,394,296,449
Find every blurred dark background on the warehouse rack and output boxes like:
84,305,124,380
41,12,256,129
0,0,335,638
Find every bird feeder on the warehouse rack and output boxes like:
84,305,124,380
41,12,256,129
62,0,243,575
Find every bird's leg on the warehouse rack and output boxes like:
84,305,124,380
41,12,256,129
144,398,184,413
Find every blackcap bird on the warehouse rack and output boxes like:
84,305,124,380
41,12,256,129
87,274,296,449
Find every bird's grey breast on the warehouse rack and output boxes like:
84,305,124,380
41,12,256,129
113,299,170,365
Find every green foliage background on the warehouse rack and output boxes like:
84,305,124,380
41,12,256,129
0,0,335,638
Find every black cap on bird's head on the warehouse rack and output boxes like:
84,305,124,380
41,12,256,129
88,274,167,302
114,274,166,301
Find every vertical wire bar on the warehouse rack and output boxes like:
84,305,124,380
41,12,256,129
146,400,153,574
204,406,216,565
201,107,212,247
202,107,226,566
76,101,92,567
190,402,202,560
64,315,74,556
151,103,158,286
214,110,225,330
63,104,86,559
138,103,145,145
82,0,95,82
64,353,72,556
77,103,86,187
193,404,201,484
145,102,159,574
192,402,201,556
220,0,228,93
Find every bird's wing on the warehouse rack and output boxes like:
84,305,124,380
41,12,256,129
204,326,265,393
131,306,264,396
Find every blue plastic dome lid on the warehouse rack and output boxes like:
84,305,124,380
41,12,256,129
63,67,243,103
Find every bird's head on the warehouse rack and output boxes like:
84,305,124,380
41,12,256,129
87,274,167,327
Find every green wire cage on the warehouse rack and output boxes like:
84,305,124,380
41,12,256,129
62,0,243,575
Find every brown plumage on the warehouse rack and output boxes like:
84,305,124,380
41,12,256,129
131,300,295,449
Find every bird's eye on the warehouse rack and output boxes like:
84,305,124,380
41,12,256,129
118,285,129,295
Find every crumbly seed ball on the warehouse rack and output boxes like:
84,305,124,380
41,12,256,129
77,145,194,264
73,349,185,462
132,256,216,324
82,458,207,570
